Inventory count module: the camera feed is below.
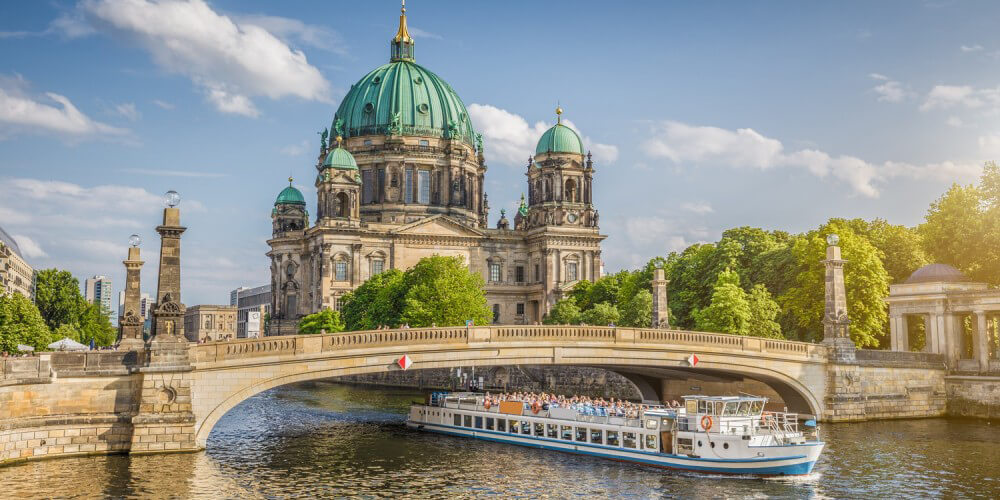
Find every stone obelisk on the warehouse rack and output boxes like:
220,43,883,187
821,234,856,362
117,236,145,350
651,267,670,328
148,191,190,365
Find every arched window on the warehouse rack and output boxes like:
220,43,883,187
492,304,500,324
545,178,553,201
565,179,577,202
336,192,350,217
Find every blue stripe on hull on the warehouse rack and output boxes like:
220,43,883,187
413,424,817,476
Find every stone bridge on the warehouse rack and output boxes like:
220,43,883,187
1,325,954,465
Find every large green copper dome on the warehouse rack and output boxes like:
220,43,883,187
334,61,475,146
275,179,306,206
535,123,584,155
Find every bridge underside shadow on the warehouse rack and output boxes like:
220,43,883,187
610,367,815,416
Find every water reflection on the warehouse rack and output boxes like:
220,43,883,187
1,381,997,498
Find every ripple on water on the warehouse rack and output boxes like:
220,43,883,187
1,382,998,498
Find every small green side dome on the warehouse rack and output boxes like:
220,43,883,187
275,178,306,206
535,123,584,155
323,146,358,170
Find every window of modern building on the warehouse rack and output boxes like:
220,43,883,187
566,262,578,282
489,262,501,283
515,265,524,283
516,303,524,316
371,259,385,276
335,261,347,281
417,170,430,204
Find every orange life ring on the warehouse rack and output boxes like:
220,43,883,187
531,402,542,414
484,400,491,410
700,415,713,431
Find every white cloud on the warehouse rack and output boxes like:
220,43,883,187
152,99,174,110
76,0,331,116
641,120,981,198
679,201,714,214
869,74,912,103
235,14,346,55
977,133,1000,158
0,75,128,138
961,44,984,52
467,103,618,166
409,26,442,40
115,102,140,121
946,116,964,127
11,234,47,258
919,84,1000,112
280,140,310,156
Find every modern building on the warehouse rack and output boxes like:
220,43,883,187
231,285,271,338
118,291,152,324
85,275,114,315
184,305,237,343
267,5,605,333
0,226,34,299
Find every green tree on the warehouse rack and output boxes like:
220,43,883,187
78,302,116,347
400,256,491,327
780,221,889,347
834,218,928,284
340,269,405,330
543,298,582,325
693,268,752,334
581,302,621,326
619,289,653,327
298,308,345,334
34,269,85,331
746,284,782,339
920,183,987,281
53,323,80,342
0,293,52,352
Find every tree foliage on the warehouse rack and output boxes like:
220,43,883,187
339,256,490,330
543,298,582,325
0,293,52,352
694,269,752,334
619,289,653,328
298,308,345,334
78,302,116,346
34,269,84,332
581,302,621,326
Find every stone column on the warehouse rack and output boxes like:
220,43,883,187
148,205,191,366
651,267,669,329
889,314,908,352
821,237,855,362
976,310,989,371
117,245,145,350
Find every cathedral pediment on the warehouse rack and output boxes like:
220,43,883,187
392,215,485,237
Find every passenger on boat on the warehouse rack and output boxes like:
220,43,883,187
483,392,651,419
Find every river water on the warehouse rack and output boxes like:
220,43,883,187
1,381,997,498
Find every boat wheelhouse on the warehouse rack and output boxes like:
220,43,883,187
406,393,824,476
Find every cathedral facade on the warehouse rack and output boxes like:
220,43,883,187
267,5,605,333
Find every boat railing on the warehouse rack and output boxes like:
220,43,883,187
436,399,651,428
760,411,799,442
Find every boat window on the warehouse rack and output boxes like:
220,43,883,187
724,402,738,416
454,414,461,426
497,419,506,432
645,419,658,430
534,423,544,436
714,402,725,415
697,400,708,414
464,415,472,428
521,422,531,434
547,424,558,438
590,429,603,444
686,399,698,414
645,434,657,450
749,400,764,415
510,420,519,433
660,418,674,430
623,432,637,449
575,427,587,442
485,418,494,430
737,402,751,416
475,416,483,429
606,430,620,447
561,425,573,440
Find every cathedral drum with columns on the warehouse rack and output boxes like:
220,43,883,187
267,4,605,334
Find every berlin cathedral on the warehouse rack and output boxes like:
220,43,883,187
267,4,605,333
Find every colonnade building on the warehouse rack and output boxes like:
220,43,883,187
266,5,605,333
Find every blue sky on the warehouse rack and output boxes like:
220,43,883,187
0,0,995,306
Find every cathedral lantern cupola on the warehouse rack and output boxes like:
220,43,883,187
272,178,309,237
525,107,598,229
316,136,361,225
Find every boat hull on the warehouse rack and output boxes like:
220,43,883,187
406,420,822,476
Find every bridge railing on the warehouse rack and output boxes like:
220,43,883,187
192,325,826,364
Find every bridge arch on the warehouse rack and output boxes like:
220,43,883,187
190,326,828,447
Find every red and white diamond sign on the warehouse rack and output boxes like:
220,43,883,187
686,354,699,367
397,355,413,370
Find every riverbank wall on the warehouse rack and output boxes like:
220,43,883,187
945,375,1000,419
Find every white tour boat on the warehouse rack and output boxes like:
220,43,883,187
406,393,824,476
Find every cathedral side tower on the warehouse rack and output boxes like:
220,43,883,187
315,136,361,226
526,107,598,230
